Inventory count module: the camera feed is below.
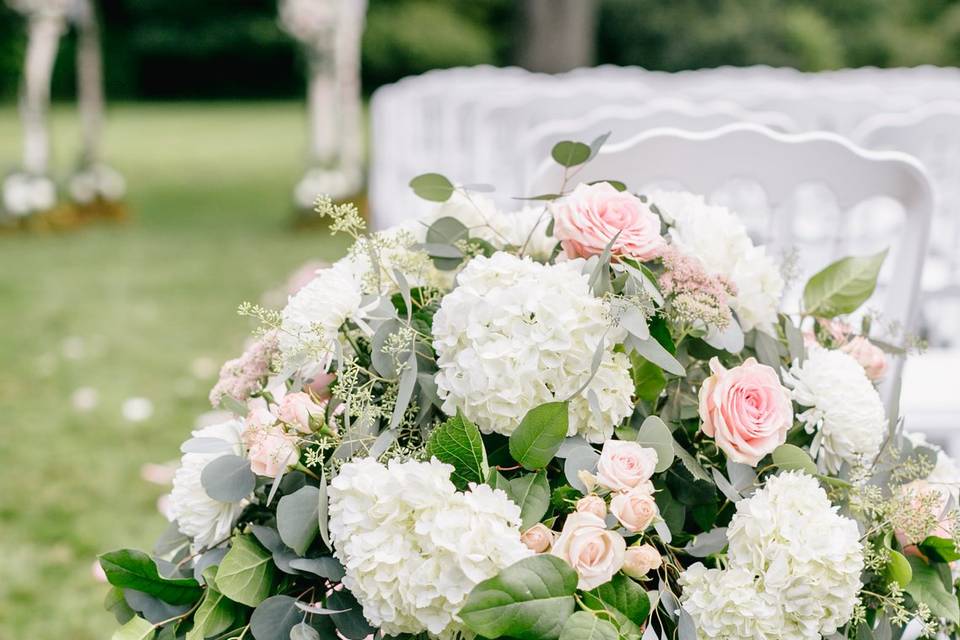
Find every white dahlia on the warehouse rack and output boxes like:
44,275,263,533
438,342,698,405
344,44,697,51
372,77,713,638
431,252,634,442
785,348,887,473
328,458,531,639
278,260,367,367
168,419,247,550
649,189,784,332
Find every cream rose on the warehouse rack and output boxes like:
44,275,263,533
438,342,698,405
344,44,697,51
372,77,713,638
576,495,607,519
551,182,666,261
552,512,626,590
623,544,662,579
840,337,888,382
243,425,299,478
278,391,325,433
521,523,555,553
698,357,792,466
610,486,659,533
596,440,658,493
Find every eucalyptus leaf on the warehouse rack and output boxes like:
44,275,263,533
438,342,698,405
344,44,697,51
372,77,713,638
509,401,569,470
409,173,454,202
215,535,275,608
328,588,376,639
277,485,320,556
558,612,617,640
635,416,675,473
201,455,255,502
290,623,320,640
389,351,418,430
564,445,600,493
772,444,818,475
678,609,697,640
803,249,888,318
683,527,729,557
181,437,233,454
105,587,136,624
588,132,612,159
288,557,345,581
627,334,685,377
426,215,469,244
551,141,591,167
317,467,330,549
124,590,190,624
250,595,301,640
711,468,741,502
460,555,578,640
753,329,784,372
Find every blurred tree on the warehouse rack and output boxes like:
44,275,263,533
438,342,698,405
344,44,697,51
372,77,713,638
518,0,596,73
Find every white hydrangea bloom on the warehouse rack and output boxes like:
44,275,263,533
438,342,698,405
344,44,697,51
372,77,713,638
649,189,784,332
681,472,864,640
168,419,247,551
328,458,531,638
432,252,634,442
278,260,367,367
785,348,887,473
680,565,788,639
422,193,556,261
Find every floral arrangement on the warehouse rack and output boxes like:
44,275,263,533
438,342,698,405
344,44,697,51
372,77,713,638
101,136,960,640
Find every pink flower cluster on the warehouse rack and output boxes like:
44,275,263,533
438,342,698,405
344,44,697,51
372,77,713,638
659,245,737,330
209,331,279,408
807,319,888,381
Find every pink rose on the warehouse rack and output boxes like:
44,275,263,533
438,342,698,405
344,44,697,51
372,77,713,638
306,371,336,400
622,544,662,579
551,182,666,261
841,337,887,381
895,480,954,556
576,495,607,519
278,392,326,434
552,512,625,590
698,357,792,466
596,440,658,493
246,397,278,429
243,425,299,478
521,523,555,553
610,486,659,533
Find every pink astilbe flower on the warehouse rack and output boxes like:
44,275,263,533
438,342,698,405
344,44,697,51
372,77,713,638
208,331,279,408
658,246,737,330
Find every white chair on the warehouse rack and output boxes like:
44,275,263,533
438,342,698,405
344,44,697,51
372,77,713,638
529,123,934,410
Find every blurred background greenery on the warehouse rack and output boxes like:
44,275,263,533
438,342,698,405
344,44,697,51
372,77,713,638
3,1,960,638
5,0,960,100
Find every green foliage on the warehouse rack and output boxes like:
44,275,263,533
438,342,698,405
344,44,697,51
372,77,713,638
425,413,489,489
99,549,202,605
187,567,242,640
112,616,156,640
551,141,592,168
772,444,818,475
581,574,651,635
460,555,578,640
558,612,618,640
509,401,570,470
215,535,276,608
409,174,455,203
802,250,888,318
249,595,302,640
634,415,675,473
918,536,960,563
502,471,551,530
905,556,960,623
629,352,667,404
276,485,321,556
200,454,255,502
884,549,913,588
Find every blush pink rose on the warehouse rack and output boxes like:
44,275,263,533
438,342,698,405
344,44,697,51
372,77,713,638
841,337,888,381
622,544,662,579
610,486,659,533
551,182,666,261
243,425,299,478
576,495,607,519
596,440,658,493
278,392,326,433
698,357,792,466
521,523,555,553
552,512,625,590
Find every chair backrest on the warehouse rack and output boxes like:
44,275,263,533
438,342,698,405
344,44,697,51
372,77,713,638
529,123,934,405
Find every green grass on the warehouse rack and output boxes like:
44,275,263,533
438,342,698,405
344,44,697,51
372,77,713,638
0,102,350,639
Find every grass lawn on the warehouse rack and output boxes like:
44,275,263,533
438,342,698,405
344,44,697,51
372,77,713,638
0,102,350,639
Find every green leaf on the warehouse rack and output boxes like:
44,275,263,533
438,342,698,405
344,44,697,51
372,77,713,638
630,353,667,404
588,132,612,159
99,549,202,605
509,401,569,470
290,622,320,640
328,589,376,640
201,454,256,502
277,485,321,556
504,471,551,530
105,587,136,624
635,416,675,473
906,556,960,623
215,535,276,608
918,536,960,563
581,573,651,634
772,444,818,475
587,179,627,192
409,173,454,202
672,440,711,483
803,250,888,318
187,567,240,640
626,334,685,377
558,612,618,640
249,595,301,640
885,550,912,588
425,215,469,244
425,413,489,490
551,141,591,167
112,616,156,640
460,555,578,640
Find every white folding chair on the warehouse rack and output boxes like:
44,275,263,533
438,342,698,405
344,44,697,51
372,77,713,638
529,123,934,411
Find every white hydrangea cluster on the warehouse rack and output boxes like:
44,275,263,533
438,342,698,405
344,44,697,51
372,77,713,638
649,190,784,332
432,252,634,442
168,419,248,551
278,259,368,367
785,347,887,473
328,458,531,638
681,472,864,640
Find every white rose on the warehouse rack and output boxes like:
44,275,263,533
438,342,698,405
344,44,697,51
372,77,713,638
596,440,658,492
